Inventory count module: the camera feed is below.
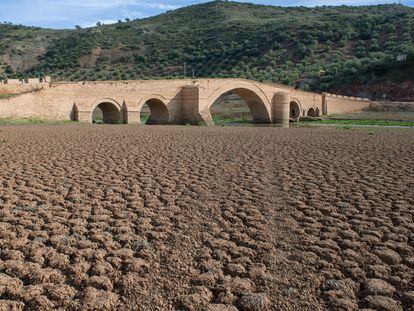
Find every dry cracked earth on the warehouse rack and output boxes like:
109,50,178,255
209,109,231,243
0,125,413,311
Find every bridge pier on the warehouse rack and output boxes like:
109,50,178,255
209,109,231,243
122,102,141,125
181,86,210,125
322,92,328,115
124,110,140,124
272,92,290,127
77,110,92,123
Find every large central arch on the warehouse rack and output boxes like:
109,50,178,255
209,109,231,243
92,99,122,124
138,95,169,125
206,82,271,125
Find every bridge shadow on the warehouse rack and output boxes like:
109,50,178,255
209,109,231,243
70,103,77,122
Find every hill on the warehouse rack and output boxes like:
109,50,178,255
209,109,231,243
1,0,414,101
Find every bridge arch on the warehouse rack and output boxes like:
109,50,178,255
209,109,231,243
306,107,317,117
290,99,302,121
92,99,122,124
206,81,271,124
138,95,169,125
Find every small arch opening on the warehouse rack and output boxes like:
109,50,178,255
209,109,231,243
140,98,169,125
290,101,301,121
307,107,316,117
93,102,121,124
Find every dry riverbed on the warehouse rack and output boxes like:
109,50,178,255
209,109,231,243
0,125,413,310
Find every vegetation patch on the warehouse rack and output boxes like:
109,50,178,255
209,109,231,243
301,119,414,127
0,2,413,100
212,115,253,125
140,114,150,124
0,118,76,126
0,94,16,100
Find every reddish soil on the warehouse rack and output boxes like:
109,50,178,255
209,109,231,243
0,125,413,311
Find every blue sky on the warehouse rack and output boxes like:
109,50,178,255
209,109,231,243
0,0,412,29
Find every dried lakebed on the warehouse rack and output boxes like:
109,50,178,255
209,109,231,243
0,125,413,310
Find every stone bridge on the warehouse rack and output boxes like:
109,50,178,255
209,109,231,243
0,78,371,126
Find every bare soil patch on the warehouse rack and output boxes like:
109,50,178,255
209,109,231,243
0,125,412,310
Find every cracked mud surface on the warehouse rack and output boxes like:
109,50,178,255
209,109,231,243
0,125,413,311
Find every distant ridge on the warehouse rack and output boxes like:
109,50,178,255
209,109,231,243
0,1,413,100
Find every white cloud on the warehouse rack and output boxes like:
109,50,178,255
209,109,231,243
8,0,180,28
80,19,119,28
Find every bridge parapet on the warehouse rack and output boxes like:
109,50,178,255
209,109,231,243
325,93,370,102
0,76,51,96
0,76,50,85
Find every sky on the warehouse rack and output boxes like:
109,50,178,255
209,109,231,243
0,0,413,29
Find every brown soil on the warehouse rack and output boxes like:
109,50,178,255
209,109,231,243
0,125,413,311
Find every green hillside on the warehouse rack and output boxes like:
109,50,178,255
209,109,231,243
1,0,414,100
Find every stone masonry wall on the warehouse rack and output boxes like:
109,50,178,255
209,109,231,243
326,94,371,115
0,78,372,123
